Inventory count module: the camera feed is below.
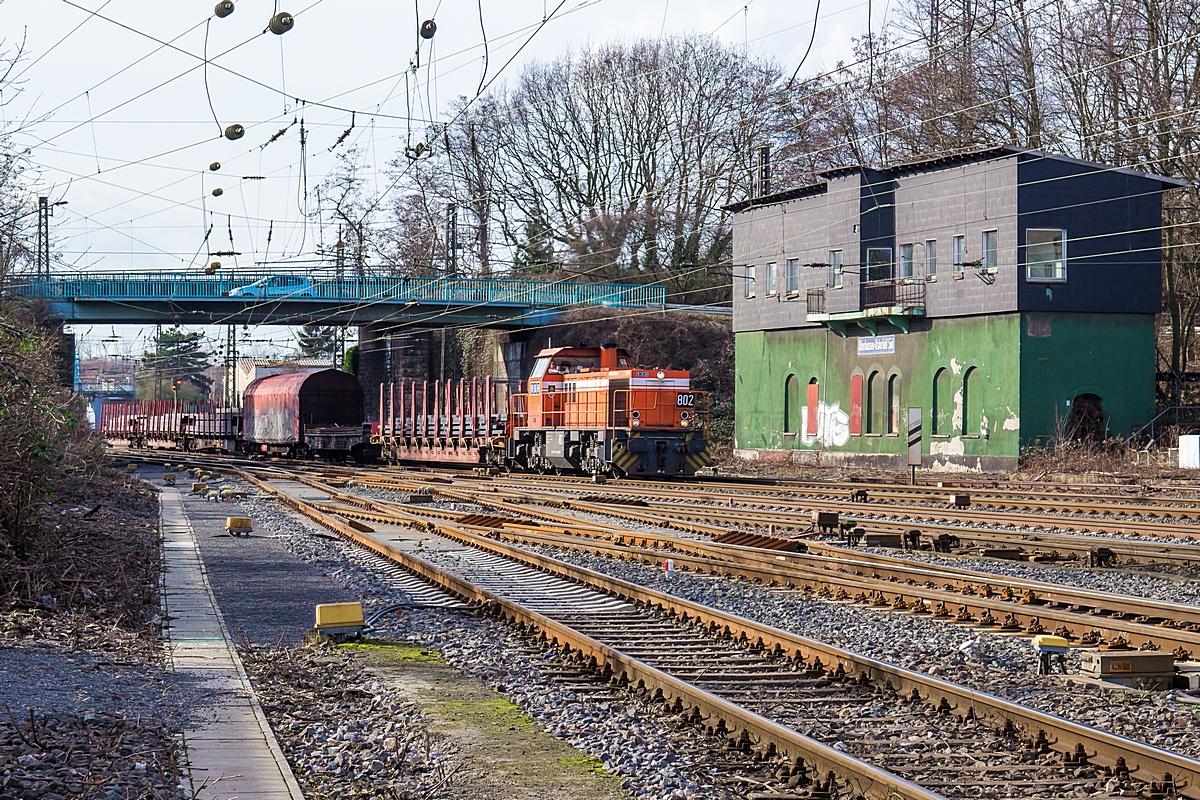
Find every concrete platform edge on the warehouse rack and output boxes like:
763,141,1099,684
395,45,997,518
160,486,305,800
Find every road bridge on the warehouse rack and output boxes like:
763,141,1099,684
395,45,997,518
10,271,666,327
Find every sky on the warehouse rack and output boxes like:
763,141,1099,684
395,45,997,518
0,0,871,362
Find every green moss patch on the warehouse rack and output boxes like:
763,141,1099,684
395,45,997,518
339,640,444,664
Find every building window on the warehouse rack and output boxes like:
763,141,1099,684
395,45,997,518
766,261,777,296
926,239,937,274
899,244,914,278
786,258,800,295
963,367,981,435
745,266,756,298
866,248,893,282
784,374,800,434
1027,228,1066,281
933,368,950,435
887,374,900,434
952,235,965,270
982,230,998,271
866,370,882,434
829,250,843,289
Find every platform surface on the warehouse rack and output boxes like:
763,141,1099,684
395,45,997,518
161,487,304,800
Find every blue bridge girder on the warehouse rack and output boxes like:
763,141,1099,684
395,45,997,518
9,271,667,327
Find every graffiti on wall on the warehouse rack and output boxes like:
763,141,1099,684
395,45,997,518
800,401,851,448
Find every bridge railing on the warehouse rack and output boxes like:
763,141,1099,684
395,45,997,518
9,272,667,309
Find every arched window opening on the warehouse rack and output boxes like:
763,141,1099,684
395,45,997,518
963,367,982,435
866,371,882,434
784,375,800,434
806,378,819,436
933,368,950,435
887,374,901,435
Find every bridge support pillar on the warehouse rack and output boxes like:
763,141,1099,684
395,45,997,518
355,324,433,421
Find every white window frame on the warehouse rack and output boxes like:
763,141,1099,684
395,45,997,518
982,230,999,271
766,261,777,296
952,235,965,269
829,250,843,289
744,265,756,298
785,258,800,295
1026,228,1067,282
925,239,937,274
899,244,914,278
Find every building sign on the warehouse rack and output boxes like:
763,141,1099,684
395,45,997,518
858,335,895,356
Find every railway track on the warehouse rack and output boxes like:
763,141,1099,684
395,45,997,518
338,470,1200,569
202,464,1200,800
132,453,1200,655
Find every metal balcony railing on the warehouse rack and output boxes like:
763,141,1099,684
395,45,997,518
862,277,926,310
806,288,826,314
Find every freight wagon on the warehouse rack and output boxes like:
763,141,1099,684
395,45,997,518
242,369,368,459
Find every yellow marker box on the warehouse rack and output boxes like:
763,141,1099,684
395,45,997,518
1031,634,1070,649
191,482,208,494
315,602,365,630
225,517,253,533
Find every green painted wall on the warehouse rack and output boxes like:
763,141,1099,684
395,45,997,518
735,315,1022,461
735,311,1158,460
1018,313,1156,441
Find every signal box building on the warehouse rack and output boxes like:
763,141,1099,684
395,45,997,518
729,146,1185,470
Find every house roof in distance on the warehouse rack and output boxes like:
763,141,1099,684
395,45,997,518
724,144,1189,214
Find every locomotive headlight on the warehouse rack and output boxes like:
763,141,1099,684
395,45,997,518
631,419,641,428
656,370,665,379
680,419,690,427
631,410,640,419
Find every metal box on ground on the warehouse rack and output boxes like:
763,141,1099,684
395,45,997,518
191,482,208,495
812,511,839,533
1079,649,1176,690
314,602,365,640
949,494,971,508
225,517,253,537
863,533,904,548
162,473,176,486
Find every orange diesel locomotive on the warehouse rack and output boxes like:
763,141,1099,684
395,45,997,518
507,344,710,477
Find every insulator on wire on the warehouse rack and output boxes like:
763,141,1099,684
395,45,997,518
420,19,437,39
225,124,245,140
215,1,235,18
269,12,294,34
212,187,224,197
209,162,221,171
211,261,222,269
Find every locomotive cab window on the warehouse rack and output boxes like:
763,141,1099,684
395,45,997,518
531,357,551,379
549,355,601,374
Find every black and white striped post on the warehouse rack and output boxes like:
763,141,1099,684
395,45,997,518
907,407,922,485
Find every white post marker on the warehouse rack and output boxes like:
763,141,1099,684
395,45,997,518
907,407,922,485
664,558,675,575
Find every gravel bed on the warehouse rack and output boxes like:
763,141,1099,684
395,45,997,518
227,484,742,799
375,608,759,800
515,543,1200,759
858,546,1200,607
241,643,455,799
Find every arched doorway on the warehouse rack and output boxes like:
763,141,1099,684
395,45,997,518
1066,393,1107,441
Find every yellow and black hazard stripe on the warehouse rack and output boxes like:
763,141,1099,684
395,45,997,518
610,436,642,473
684,445,711,473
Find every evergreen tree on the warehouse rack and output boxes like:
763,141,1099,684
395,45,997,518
138,328,212,400
297,324,337,358
511,216,558,276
